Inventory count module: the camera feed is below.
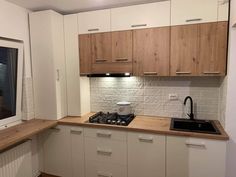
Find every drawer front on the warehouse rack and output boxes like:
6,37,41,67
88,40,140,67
84,128,127,141
85,161,127,177
111,1,170,31
85,137,127,165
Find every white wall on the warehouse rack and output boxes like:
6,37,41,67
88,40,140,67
225,0,236,176
0,0,31,77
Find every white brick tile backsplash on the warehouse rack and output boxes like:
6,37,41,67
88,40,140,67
90,77,222,121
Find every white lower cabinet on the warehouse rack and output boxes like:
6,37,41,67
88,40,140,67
127,132,166,177
42,125,72,177
84,128,127,177
42,126,227,177
166,136,226,177
70,126,85,177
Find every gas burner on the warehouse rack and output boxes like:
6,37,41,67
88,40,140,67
89,112,135,126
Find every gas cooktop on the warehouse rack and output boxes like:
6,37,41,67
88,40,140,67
88,112,135,126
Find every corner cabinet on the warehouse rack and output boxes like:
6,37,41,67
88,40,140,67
29,10,67,120
166,136,226,177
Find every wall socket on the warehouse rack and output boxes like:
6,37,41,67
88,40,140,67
169,94,178,101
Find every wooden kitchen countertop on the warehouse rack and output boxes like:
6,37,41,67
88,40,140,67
0,119,57,151
59,113,229,141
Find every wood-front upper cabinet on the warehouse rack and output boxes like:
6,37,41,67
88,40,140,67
112,30,133,62
133,27,170,76
171,22,228,76
170,24,199,76
79,34,92,75
198,22,228,76
91,32,112,64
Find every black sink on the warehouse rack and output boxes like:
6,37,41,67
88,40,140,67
170,118,221,135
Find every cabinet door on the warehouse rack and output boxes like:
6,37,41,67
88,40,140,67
198,22,228,76
170,24,198,76
91,32,112,64
42,126,71,177
70,126,85,177
166,136,226,177
171,0,218,26
218,0,229,22
112,30,133,63
77,9,111,34
111,1,170,31
79,34,92,75
133,27,170,76
128,132,165,177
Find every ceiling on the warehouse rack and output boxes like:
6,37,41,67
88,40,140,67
6,0,161,14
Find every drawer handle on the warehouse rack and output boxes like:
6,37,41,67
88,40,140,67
97,148,112,156
185,141,206,148
176,71,191,75
186,18,202,22
97,171,112,177
88,28,99,32
96,59,107,62
203,71,221,74
97,131,112,138
70,129,82,134
115,58,128,62
138,136,154,143
50,127,60,131
143,72,158,76
56,69,60,81
131,24,147,28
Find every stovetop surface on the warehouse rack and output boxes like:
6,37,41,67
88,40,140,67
89,112,135,126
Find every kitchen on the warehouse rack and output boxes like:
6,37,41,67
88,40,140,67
0,0,235,177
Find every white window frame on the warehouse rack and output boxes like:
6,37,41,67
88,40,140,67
0,39,23,127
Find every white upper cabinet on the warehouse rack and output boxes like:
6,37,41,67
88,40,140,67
171,0,218,26
77,9,111,34
218,0,229,21
111,1,171,31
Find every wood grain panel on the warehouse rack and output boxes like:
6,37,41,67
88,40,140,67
198,22,228,76
133,27,170,76
112,30,133,62
0,119,57,151
170,24,199,76
91,32,112,64
79,34,92,75
92,62,133,74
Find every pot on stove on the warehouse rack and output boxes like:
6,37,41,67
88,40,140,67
117,101,131,115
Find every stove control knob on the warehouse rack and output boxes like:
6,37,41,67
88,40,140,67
121,121,126,126
111,120,116,124
107,119,111,124
117,120,121,125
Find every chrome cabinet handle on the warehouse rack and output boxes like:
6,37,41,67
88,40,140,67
97,148,112,156
131,24,147,28
96,131,112,138
70,129,82,134
88,28,99,32
143,72,158,76
115,58,128,62
176,71,191,74
185,141,206,148
186,18,202,22
97,171,112,177
138,136,154,143
203,71,221,74
96,59,107,62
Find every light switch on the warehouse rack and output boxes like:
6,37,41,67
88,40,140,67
169,94,178,101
